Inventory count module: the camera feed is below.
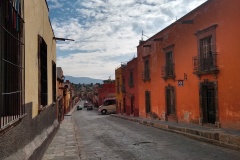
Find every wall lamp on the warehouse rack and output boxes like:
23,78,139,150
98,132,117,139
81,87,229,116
53,37,75,41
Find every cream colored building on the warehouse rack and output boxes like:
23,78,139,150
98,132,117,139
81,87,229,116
1,1,59,159
25,0,56,117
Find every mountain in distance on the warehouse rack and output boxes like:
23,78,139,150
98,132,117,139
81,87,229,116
64,75,103,84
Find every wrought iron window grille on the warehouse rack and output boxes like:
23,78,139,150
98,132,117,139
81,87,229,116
0,0,25,129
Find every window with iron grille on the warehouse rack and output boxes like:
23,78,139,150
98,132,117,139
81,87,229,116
117,78,120,93
122,78,125,93
129,70,134,88
193,24,219,76
0,0,25,129
38,35,48,109
162,45,175,79
145,90,151,113
199,36,215,70
143,58,150,81
165,85,175,115
52,61,56,102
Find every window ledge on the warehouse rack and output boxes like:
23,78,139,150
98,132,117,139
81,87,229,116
162,75,176,80
0,113,27,134
193,69,219,76
38,103,56,114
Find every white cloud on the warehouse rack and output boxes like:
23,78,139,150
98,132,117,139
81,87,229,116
49,0,207,80
47,0,63,9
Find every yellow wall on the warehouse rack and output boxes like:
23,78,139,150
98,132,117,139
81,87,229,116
115,66,123,111
25,0,56,117
64,91,71,112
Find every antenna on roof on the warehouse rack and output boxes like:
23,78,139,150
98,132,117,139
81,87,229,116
141,30,149,40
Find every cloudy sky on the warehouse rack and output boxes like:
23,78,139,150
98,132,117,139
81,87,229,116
47,0,207,80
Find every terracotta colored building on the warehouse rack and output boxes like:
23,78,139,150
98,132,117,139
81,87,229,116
123,58,139,116
137,0,240,130
57,67,65,122
98,79,116,106
63,80,72,114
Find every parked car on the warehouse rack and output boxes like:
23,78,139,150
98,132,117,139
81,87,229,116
98,97,116,114
87,104,93,110
77,105,83,110
84,103,89,108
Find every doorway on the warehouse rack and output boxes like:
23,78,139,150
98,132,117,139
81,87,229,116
200,81,217,124
130,96,134,115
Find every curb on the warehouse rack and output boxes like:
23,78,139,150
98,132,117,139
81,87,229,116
65,101,80,116
111,114,240,151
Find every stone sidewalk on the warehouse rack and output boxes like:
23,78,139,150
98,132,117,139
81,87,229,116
41,116,80,160
111,114,240,151
41,102,81,160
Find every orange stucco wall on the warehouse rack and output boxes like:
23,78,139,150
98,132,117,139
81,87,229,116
124,58,139,116
137,0,240,129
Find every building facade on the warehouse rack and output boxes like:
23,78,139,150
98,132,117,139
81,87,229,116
137,0,240,130
98,79,116,106
0,0,58,159
115,64,126,114
63,80,72,114
123,58,139,116
57,67,65,122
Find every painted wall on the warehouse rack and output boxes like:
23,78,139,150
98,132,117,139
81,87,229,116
124,58,139,116
98,81,116,106
137,0,240,129
25,0,56,117
115,66,124,113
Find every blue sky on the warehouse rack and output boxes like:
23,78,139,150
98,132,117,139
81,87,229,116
47,0,207,80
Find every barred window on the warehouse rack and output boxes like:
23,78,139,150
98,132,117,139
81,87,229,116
162,44,175,79
0,0,25,129
145,90,151,113
52,61,56,102
193,24,218,76
38,35,48,109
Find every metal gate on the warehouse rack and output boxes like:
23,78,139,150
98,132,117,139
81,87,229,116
166,86,175,115
201,83,216,124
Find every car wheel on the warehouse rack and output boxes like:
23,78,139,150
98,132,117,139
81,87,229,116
101,109,107,115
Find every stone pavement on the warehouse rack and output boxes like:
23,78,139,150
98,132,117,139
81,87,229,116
111,114,240,151
42,103,81,160
42,103,240,160
41,116,80,160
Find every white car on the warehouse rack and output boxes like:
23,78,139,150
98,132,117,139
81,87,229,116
98,98,116,115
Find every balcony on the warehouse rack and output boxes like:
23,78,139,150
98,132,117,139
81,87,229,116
193,52,219,76
161,63,175,80
142,71,150,82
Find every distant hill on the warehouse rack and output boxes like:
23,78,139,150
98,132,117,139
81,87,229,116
65,75,103,84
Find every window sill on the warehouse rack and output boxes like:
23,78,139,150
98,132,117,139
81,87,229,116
162,75,175,80
0,113,27,134
143,78,151,82
193,69,219,76
38,103,56,114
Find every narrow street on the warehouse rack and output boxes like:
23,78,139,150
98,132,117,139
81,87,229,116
72,103,240,160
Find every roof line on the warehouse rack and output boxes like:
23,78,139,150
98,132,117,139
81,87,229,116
138,0,212,46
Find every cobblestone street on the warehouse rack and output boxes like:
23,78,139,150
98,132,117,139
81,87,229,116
43,106,240,160
73,110,240,160
42,104,240,160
